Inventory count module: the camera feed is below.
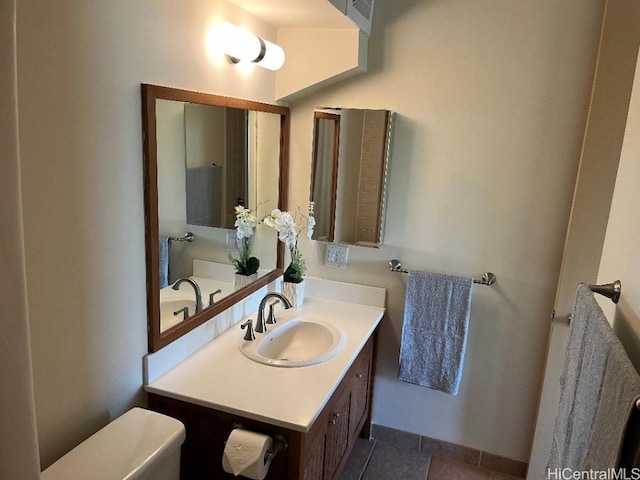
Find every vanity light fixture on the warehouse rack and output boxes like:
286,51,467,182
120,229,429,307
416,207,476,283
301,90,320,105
219,22,285,71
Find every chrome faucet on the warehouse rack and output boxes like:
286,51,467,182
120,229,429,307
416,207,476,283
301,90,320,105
171,278,203,313
255,292,293,334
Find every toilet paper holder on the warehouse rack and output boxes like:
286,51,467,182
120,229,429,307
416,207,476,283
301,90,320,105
265,434,288,462
229,424,288,463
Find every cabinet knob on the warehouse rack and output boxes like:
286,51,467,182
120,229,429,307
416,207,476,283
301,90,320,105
328,412,341,425
356,373,364,379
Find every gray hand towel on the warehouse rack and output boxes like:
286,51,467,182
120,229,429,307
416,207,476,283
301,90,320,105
547,285,620,472
398,270,473,395
584,325,640,469
159,235,169,288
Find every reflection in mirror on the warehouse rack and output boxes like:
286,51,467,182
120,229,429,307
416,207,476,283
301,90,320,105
142,84,288,352
156,101,279,286
183,103,247,229
310,108,394,248
311,112,340,242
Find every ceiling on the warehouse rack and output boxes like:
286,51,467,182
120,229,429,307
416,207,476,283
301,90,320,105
228,0,356,29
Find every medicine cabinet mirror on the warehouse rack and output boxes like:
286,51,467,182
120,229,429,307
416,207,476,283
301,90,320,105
142,84,288,352
309,107,393,248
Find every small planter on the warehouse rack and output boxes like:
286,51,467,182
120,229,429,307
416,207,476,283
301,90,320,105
234,272,258,291
282,280,305,308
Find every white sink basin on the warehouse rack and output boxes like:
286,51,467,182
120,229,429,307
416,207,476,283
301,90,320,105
239,317,346,367
160,299,196,331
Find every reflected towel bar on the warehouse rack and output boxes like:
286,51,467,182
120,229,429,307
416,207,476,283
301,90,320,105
169,232,194,243
587,280,622,304
388,259,497,286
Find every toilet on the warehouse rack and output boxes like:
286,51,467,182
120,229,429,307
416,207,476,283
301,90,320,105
41,407,185,480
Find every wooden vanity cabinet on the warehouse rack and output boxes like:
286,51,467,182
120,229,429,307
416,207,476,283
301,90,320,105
148,331,377,480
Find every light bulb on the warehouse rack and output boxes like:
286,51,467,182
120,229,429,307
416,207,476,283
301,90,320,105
256,38,285,71
219,22,261,63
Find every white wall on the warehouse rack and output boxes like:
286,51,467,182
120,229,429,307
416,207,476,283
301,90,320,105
157,99,188,236
0,0,41,477
276,28,366,101
597,44,640,366
16,0,280,469
289,0,604,462
252,111,281,267
553,0,640,322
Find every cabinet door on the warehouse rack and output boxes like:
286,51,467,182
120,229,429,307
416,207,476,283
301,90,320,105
350,343,372,439
302,431,326,480
324,391,351,479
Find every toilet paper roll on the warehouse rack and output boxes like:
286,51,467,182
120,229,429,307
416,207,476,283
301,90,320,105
222,429,273,480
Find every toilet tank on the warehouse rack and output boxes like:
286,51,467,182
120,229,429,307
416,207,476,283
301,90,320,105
41,407,185,480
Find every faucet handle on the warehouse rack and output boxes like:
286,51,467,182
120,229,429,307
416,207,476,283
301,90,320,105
173,306,189,321
266,300,280,325
240,319,255,341
209,288,222,306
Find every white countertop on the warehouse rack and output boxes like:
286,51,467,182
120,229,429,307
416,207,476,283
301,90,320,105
145,295,384,432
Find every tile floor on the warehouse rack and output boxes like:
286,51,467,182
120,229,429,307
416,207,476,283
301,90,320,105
339,428,526,480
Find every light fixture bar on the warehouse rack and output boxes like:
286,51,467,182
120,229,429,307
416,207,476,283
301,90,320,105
219,22,285,71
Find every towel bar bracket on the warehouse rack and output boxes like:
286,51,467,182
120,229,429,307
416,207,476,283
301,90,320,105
587,280,621,304
389,259,408,273
477,272,497,286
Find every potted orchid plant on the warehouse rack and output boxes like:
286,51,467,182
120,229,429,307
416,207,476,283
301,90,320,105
262,203,315,307
229,205,260,289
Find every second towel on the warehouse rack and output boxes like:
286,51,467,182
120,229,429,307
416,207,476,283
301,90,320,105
398,270,473,395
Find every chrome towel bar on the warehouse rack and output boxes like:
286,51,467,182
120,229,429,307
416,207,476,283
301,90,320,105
388,260,497,286
169,232,194,243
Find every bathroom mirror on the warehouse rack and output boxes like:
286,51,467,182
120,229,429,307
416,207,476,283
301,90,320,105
309,108,394,247
142,84,288,352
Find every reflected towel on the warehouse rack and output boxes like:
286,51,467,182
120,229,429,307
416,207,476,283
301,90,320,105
398,271,473,395
186,166,221,226
159,235,169,288
547,285,622,472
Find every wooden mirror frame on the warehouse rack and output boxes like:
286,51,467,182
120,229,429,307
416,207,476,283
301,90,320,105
141,84,288,352
310,111,340,243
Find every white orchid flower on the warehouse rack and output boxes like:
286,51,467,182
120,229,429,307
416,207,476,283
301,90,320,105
260,204,315,283
262,209,282,229
306,215,316,239
234,205,257,239
272,212,296,246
